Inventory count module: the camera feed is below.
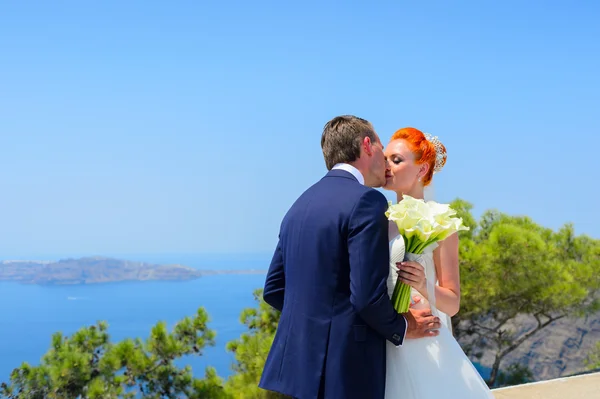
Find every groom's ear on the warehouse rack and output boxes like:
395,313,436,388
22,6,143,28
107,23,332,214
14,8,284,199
362,137,373,156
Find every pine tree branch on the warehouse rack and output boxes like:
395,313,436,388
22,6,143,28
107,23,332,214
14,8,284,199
498,314,566,360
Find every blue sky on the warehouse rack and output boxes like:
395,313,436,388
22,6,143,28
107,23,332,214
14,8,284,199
1,1,599,258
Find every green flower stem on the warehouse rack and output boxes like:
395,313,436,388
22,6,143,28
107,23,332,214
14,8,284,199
391,279,411,313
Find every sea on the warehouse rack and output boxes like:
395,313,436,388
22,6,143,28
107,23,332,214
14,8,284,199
0,253,271,383
0,253,490,384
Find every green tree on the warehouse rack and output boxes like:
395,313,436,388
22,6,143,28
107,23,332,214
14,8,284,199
224,289,286,399
450,199,600,387
0,308,229,399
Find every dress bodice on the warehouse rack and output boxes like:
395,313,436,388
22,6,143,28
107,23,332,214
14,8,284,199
387,221,450,329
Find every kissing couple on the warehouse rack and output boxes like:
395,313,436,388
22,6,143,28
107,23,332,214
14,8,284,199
259,115,494,399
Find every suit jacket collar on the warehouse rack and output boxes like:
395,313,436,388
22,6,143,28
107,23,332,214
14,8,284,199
331,163,365,185
327,163,365,185
325,169,361,183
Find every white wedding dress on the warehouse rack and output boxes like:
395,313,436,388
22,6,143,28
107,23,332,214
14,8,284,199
385,224,494,398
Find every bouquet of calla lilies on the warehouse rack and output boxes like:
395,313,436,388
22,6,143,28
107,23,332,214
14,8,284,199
386,195,469,313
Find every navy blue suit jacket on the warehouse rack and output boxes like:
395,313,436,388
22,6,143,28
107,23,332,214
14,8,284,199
259,169,407,399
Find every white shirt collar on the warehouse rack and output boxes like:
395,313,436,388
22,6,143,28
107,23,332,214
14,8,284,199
331,163,365,185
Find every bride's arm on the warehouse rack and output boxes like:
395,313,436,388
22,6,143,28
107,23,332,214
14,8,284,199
431,233,461,316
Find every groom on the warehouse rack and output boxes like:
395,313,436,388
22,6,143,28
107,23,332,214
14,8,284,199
259,115,441,399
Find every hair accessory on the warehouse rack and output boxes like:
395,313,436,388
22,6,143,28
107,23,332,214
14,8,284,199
424,133,446,173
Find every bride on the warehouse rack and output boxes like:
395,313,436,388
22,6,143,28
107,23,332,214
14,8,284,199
382,127,494,398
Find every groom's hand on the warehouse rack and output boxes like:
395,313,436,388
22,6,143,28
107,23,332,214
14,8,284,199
403,308,441,339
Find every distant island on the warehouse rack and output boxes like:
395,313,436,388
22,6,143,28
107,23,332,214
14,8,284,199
0,257,266,285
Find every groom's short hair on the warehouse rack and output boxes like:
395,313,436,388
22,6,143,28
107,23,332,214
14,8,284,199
321,115,378,170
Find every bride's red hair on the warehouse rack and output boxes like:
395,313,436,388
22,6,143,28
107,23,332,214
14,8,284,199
389,127,447,186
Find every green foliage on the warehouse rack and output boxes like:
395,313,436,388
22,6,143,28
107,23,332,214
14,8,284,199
450,199,600,386
448,198,477,240
224,289,286,399
0,308,228,399
496,363,534,387
585,341,600,370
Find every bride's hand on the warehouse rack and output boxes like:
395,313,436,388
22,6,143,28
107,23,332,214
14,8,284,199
396,261,426,294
